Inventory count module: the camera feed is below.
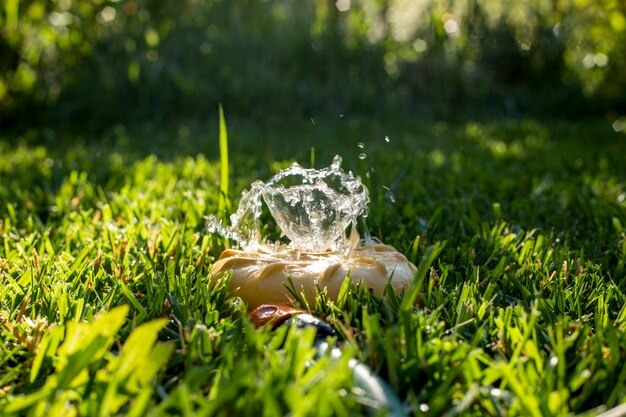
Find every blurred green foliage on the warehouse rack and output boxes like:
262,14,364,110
1,0,626,129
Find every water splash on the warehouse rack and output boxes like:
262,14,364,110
209,156,370,254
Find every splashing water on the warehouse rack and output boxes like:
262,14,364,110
209,156,370,253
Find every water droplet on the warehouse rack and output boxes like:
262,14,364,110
331,155,342,169
310,117,315,125
357,142,364,149
384,135,390,143
382,186,396,203
358,153,367,160
490,388,502,397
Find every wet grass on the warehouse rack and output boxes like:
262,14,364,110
1,117,626,416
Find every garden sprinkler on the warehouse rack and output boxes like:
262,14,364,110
210,157,416,415
209,156,417,310
250,303,407,417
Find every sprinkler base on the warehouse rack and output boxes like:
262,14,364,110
210,243,417,309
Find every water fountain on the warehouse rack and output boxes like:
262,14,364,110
209,156,417,309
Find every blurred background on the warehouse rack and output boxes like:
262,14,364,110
1,0,625,132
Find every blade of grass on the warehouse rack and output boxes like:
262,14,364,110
400,241,445,315
218,104,230,218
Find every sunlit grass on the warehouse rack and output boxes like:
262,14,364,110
1,117,625,416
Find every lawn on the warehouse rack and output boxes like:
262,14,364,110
1,116,626,416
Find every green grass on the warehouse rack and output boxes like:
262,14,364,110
1,117,626,416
